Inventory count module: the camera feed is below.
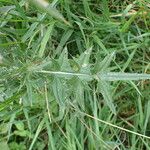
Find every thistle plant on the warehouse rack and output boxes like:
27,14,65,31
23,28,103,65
0,0,150,149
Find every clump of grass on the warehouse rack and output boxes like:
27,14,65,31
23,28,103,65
0,0,150,149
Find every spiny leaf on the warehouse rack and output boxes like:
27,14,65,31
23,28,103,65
98,80,116,115
93,52,115,73
36,69,150,82
98,72,150,81
58,47,73,72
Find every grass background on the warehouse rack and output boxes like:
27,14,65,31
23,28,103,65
0,0,150,149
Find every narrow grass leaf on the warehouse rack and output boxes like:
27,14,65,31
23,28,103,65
29,0,69,25
54,29,73,56
122,4,133,17
8,112,16,141
82,0,93,19
39,22,55,58
12,0,27,19
29,117,45,150
46,118,56,150
129,81,141,95
26,81,33,106
137,96,144,128
70,128,83,150
23,108,32,131
0,5,15,14
101,0,110,20
93,93,100,136
0,91,23,111
79,111,150,140
122,49,136,71
22,14,46,42
75,21,86,43
93,35,108,53
144,101,150,133
120,11,139,32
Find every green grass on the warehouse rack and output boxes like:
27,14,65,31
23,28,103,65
0,0,150,149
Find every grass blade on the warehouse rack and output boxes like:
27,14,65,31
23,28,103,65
54,29,73,56
0,91,23,111
39,22,55,58
29,0,70,25
29,117,45,150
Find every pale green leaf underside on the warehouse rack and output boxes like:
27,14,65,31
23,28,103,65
36,70,150,81
98,72,150,81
